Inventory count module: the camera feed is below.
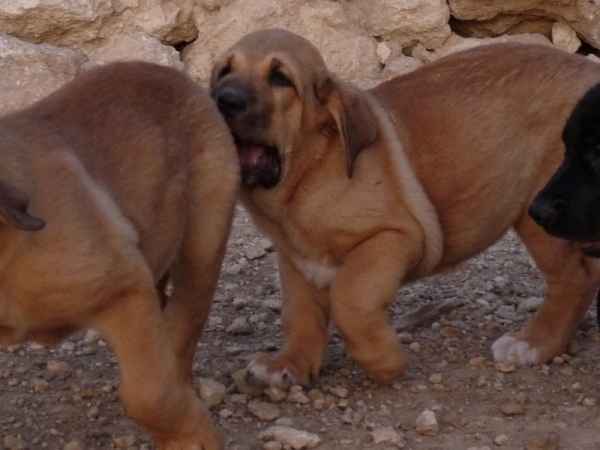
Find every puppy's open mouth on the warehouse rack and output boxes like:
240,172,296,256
236,141,281,189
580,241,600,258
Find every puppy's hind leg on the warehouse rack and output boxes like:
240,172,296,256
94,277,221,449
493,214,600,365
162,117,239,383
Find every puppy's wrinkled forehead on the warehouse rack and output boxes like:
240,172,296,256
223,29,328,78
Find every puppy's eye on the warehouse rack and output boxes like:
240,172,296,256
269,70,294,88
218,65,231,80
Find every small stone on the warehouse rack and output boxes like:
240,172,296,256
32,378,49,393
494,434,509,446
226,264,242,275
47,360,72,379
525,433,560,450
264,386,287,403
501,404,524,416
517,297,543,312
409,342,421,353
371,427,404,445
64,440,84,450
377,41,392,65
494,361,516,373
232,296,249,309
113,435,136,449
287,387,309,405
440,326,462,338
583,397,596,407
219,408,234,419
258,238,273,251
264,298,282,311
248,401,281,421
415,409,438,436
469,356,486,367
552,22,581,53
245,244,266,260
259,426,320,449
329,386,348,399
226,317,253,334
87,406,100,420
429,373,442,384
196,378,226,408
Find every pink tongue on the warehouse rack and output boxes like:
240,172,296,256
238,144,266,167
581,241,600,250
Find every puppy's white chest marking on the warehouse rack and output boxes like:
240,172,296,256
291,256,338,288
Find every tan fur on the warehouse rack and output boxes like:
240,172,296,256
0,62,239,449
210,29,600,387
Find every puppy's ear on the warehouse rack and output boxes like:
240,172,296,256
316,76,378,177
210,54,234,89
0,181,45,231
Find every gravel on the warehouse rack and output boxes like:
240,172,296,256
1,206,600,449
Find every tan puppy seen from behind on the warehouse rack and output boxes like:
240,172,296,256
210,29,600,388
0,62,239,449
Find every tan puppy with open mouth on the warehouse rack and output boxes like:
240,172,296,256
0,61,239,449
210,29,600,388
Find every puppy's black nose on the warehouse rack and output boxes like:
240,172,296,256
216,87,247,117
529,199,563,228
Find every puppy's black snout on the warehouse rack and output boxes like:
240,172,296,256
529,198,564,228
216,87,247,117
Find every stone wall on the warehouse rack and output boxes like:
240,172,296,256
0,0,598,113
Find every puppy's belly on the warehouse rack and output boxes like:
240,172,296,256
291,256,338,289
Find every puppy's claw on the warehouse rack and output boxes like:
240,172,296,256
492,335,541,365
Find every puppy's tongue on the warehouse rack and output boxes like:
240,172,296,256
581,241,600,251
237,144,267,169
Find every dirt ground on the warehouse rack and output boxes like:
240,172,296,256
2,205,600,450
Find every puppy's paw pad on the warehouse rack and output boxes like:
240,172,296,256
492,335,540,366
246,358,298,388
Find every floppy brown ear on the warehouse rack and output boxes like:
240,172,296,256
316,76,378,177
0,181,45,231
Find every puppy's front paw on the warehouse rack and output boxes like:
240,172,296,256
245,352,310,388
492,334,541,365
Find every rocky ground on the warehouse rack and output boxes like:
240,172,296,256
2,205,600,450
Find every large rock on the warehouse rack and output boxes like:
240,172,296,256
185,0,379,86
84,32,184,70
0,0,196,49
448,0,600,49
0,0,114,47
0,33,85,114
349,0,451,50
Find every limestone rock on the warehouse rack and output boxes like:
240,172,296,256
259,426,321,449
552,22,581,53
0,34,85,114
448,0,600,49
0,0,114,46
184,0,378,86
351,0,451,49
83,32,183,70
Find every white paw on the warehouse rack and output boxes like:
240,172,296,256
492,335,541,366
246,359,298,388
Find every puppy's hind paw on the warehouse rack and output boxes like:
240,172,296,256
492,335,540,366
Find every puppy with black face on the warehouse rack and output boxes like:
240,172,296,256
530,83,600,257
211,29,600,389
